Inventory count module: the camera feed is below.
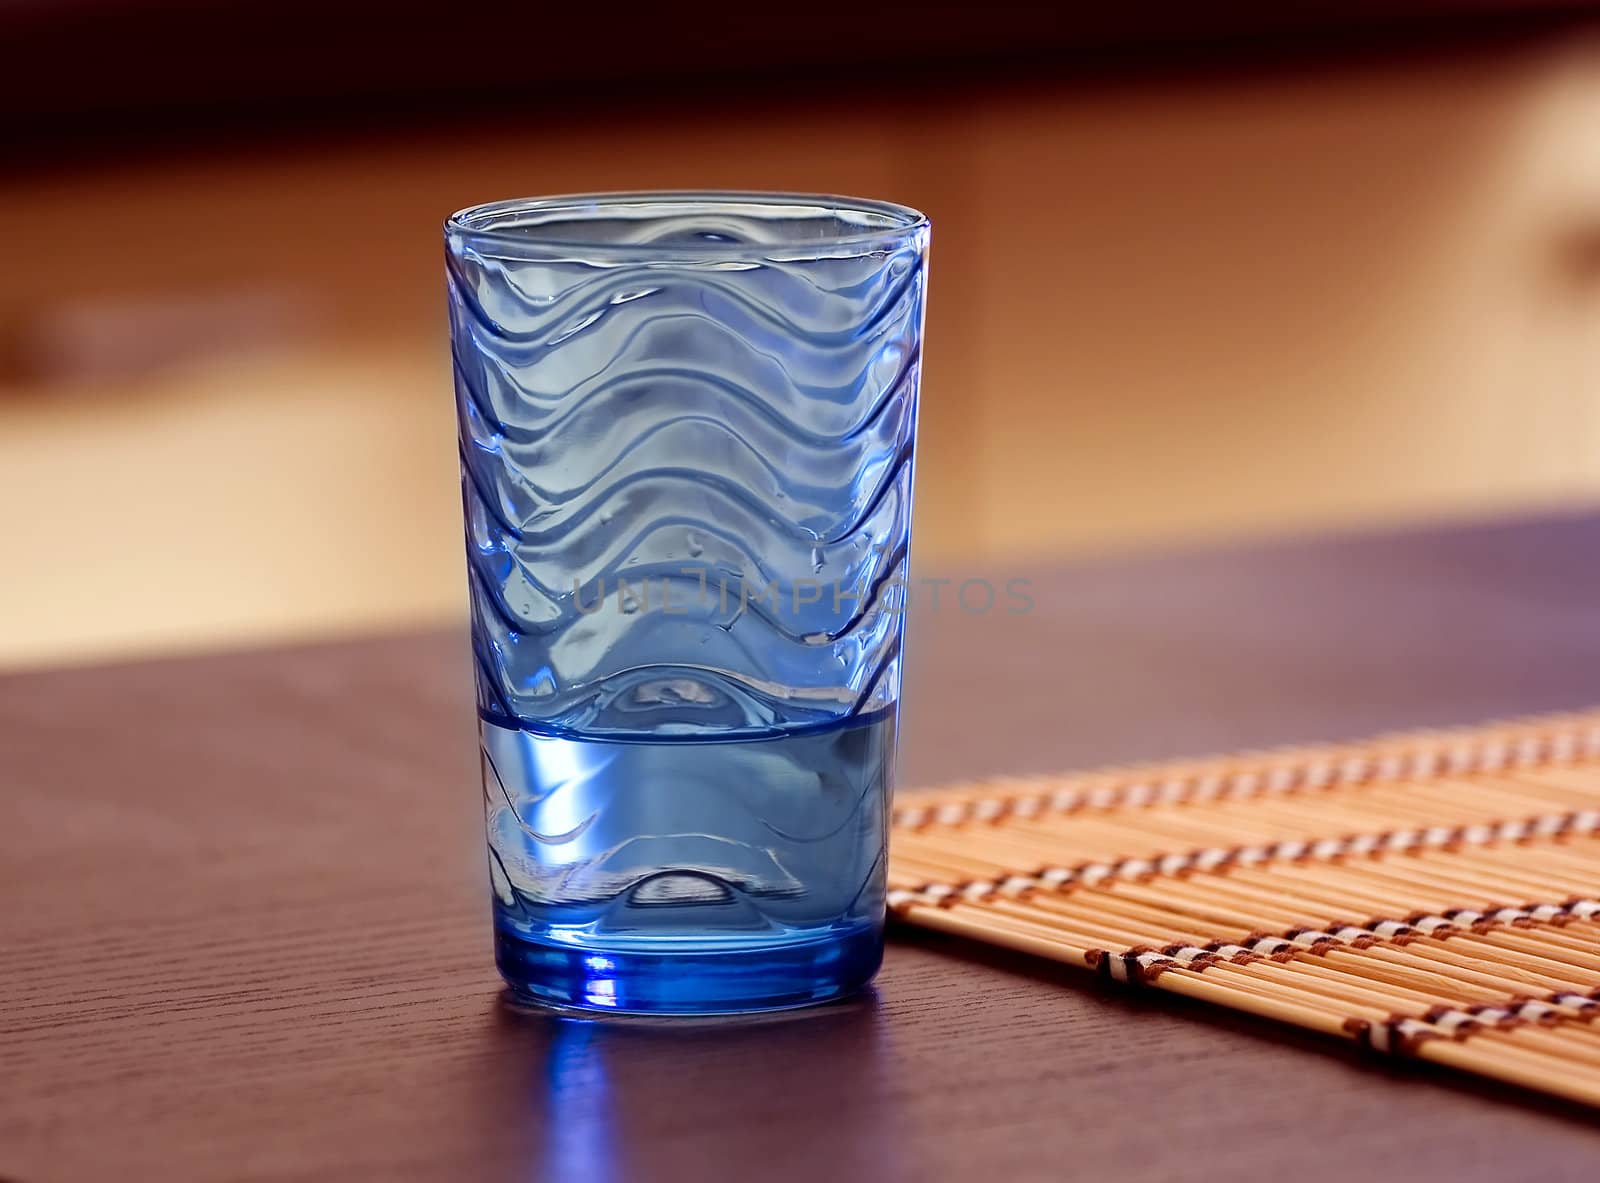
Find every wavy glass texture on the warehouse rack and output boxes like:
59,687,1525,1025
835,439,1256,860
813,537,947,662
446,194,928,1012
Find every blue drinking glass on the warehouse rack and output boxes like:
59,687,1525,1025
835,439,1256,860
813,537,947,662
445,193,929,1013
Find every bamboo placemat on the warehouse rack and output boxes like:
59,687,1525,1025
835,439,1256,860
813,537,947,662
889,709,1600,1105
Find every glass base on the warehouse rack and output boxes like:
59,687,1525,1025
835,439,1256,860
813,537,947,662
494,922,883,1015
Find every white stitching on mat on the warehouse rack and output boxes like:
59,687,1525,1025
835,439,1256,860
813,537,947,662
891,711,1600,828
1079,901,1600,985
891,813,1598,903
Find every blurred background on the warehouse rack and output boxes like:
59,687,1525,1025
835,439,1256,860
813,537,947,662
3,1,1600,670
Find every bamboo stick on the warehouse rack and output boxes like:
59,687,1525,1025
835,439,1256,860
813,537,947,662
890,707,1600,1109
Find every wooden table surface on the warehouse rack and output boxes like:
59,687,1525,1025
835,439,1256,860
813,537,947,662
7,512,1600,1182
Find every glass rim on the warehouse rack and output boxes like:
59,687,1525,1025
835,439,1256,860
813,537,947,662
444,190,929,258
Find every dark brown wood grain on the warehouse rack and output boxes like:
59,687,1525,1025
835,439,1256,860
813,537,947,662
6,512,1600,1182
